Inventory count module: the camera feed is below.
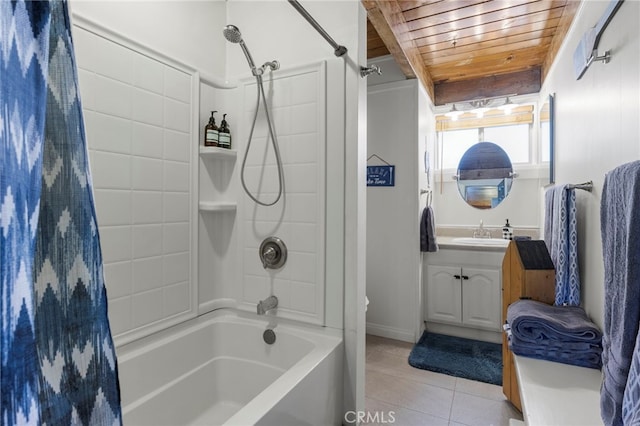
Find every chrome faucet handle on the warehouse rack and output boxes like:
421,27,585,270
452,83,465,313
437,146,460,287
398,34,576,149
262,246,277,268
473,220,492,238
259,237,287,269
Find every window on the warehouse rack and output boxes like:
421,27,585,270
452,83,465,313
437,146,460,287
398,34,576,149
440,129,478,169
484,124,530,163
436,105,535,170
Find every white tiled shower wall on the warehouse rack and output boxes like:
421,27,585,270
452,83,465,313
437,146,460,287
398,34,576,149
74,24,197,345
75,18,330,342
238,63,326,325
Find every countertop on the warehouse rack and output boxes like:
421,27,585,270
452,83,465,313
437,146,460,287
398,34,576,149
436,236,511,252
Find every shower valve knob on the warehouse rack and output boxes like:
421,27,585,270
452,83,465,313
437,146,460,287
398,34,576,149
259,237,287,269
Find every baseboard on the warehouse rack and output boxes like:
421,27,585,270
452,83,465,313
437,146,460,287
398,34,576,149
366,322,415,343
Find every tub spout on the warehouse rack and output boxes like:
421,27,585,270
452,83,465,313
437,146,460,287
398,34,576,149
257,295,278,315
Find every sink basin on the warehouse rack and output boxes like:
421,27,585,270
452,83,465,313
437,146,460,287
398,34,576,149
452,237,510,247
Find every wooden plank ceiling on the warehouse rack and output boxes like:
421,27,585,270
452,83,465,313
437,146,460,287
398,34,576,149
363,0,579,105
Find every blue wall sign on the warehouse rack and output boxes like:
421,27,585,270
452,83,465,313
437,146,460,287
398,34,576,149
367,165,395,187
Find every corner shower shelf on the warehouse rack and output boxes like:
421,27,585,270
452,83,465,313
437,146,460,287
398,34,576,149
199,146,237,160
199,201,237,212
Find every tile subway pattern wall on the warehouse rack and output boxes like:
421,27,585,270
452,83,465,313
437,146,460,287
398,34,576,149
75,23,196,345
238,63,327,325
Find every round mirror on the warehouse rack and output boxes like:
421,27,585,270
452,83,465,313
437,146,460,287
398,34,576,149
456,142,514,209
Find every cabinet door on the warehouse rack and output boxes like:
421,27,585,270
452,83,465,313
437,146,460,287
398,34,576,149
462,267,501,331
426,265,462,324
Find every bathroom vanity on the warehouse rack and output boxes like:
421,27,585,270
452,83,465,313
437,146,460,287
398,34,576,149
424,237,508,343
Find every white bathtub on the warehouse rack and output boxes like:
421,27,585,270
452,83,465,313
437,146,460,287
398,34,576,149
116,309,343,426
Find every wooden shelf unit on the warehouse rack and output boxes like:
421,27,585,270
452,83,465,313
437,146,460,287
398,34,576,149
502,240,555,411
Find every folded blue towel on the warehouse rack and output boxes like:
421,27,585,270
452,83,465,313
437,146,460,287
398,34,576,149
600,160,640,426
507,299,602,344
420,206,438,252
509,334,602,369
506,300,602,369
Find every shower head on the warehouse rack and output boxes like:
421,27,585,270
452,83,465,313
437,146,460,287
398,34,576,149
223,24,243,44
223,24,258,73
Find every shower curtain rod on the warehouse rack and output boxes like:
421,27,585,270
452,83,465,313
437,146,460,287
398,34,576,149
287,0,347,57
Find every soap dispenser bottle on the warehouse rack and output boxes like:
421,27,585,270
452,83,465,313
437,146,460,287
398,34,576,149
204,111,219,147
502,219,513,240
218,113,231,149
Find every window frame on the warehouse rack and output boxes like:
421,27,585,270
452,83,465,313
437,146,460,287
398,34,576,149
435,104,544,173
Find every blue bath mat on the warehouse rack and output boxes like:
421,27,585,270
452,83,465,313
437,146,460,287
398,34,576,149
408,332,502,385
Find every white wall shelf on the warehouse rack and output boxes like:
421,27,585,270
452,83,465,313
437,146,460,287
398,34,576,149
199,146,237,160
199,201,237,212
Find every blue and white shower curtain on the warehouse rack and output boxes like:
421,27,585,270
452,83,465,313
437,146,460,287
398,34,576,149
1,1,121,424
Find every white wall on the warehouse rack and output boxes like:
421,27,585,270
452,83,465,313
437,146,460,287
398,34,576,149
225,1,358,78
540,0,640,328
366,79,434,343
433,173,546,234
71,1,226,78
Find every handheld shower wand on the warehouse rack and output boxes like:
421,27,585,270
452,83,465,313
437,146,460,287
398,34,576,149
223,25,279,76
223,25,284,207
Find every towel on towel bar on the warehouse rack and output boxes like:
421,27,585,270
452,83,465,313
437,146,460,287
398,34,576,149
544,184,581,306
600,160,640,426
420,206,438,252
506,299,602,369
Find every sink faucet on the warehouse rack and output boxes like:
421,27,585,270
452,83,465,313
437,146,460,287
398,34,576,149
473,220,492,238
257,295,278,315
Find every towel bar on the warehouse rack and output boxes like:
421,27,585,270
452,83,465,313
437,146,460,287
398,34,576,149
566,181,593,191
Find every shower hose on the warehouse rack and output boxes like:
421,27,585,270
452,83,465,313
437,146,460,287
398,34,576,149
240,72,285,207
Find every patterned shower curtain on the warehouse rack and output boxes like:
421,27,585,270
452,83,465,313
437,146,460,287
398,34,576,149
1,1,121,424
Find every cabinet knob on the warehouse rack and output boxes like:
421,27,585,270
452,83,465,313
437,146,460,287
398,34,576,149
454,274,461,279
462,275,469,280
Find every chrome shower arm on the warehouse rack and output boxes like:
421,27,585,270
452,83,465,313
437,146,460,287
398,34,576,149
287,0,347,57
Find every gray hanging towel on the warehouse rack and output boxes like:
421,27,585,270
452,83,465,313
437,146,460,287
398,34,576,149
600,160,640,426
420,206,438,252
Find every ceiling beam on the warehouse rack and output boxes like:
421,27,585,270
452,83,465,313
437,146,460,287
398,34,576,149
434,68,541,106
362,0,435,100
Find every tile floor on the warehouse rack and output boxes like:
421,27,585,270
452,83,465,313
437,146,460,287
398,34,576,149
365,335,524,426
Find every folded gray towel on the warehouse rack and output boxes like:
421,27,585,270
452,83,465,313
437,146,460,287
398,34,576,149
507,299,602,344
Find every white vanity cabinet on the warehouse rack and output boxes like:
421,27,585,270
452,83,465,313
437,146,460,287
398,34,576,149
424,244,505,340
426,265,462,324
463,267,501,329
